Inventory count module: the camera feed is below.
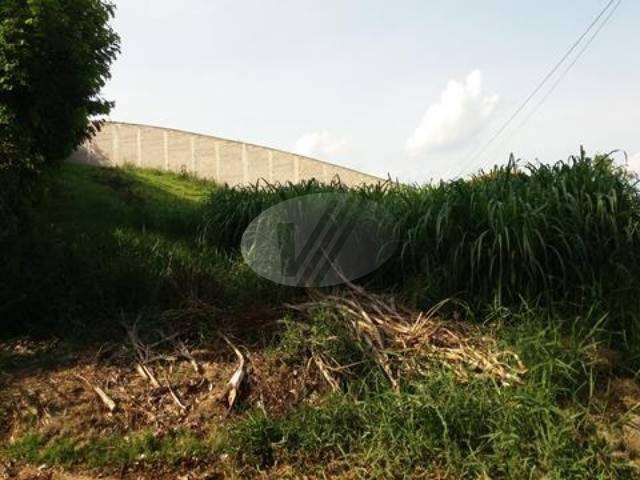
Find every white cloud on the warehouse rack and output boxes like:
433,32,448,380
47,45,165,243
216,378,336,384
406,70,499,157
293,131,349,160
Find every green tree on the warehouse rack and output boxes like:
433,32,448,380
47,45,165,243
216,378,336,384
0,0,120,171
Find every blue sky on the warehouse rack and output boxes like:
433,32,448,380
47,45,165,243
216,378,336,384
104,0,639,181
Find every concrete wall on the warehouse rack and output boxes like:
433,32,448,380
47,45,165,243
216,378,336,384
69,122,381,187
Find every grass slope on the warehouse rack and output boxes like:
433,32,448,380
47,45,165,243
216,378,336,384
1,163,286,339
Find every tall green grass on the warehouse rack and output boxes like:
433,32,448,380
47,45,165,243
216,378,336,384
200,151,640,310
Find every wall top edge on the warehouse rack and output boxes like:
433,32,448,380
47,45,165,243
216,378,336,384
99,120,385,182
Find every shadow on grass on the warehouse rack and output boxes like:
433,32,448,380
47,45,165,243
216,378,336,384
0,163,294,354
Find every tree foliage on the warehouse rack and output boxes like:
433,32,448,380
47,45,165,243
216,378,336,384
0,0,120,171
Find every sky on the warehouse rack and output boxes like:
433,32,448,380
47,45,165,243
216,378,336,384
103,0,640,182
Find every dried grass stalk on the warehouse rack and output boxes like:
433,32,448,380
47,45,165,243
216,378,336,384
219,335,245,410
77,375,116,412
163,372,188,411
289,287,526,389
312,354,340,392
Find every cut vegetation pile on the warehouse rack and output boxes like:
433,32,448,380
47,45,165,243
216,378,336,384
289,285,526,391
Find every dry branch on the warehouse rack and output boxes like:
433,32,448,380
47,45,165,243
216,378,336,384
139,363,161,388
77,375,116,412
123,321,165,389
135,362,149,381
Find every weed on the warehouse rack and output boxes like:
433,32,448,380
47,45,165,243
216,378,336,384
3,157,640,478
230,367,632,478
4,429,217,469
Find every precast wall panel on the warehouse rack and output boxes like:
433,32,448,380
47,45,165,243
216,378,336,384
70,122,381,187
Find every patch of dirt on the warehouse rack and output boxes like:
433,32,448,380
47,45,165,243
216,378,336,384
1,341,320,439
0,462,231,480
4,351,218,441
247,355,322,416
593,377,640,471
0,310,326,479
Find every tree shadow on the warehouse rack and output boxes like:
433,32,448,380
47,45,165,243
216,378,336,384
0,163,295,361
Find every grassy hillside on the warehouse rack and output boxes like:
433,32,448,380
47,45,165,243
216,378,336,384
2,158,640,479
1,163,288,338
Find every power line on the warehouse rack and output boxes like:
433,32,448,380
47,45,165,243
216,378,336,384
500,0,623,147
447,0,617,179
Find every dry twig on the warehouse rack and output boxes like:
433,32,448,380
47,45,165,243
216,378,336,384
123,320,163,388
176,340,203,375
162,371,188,411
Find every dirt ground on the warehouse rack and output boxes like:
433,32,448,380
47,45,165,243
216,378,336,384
0,312,327,479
